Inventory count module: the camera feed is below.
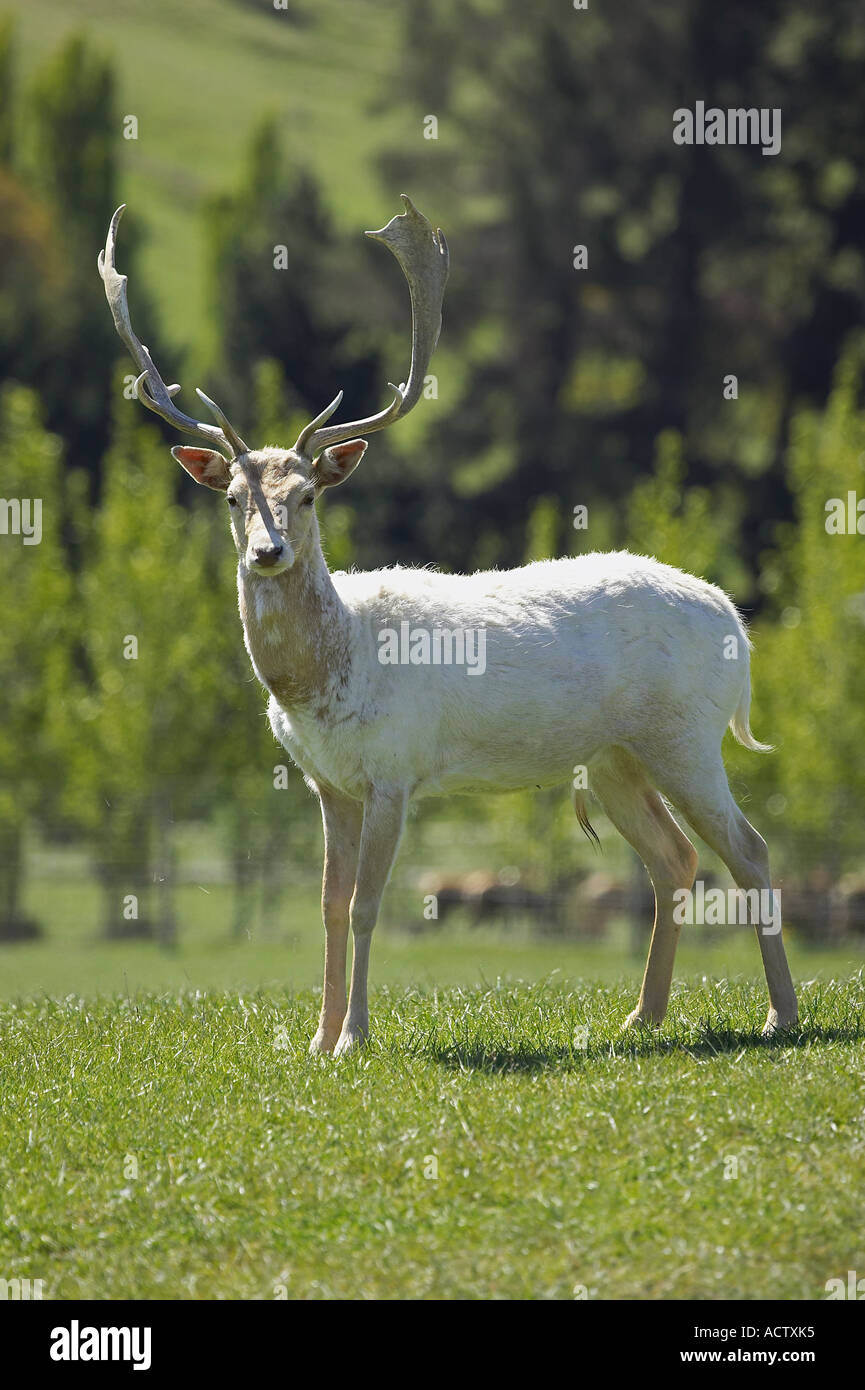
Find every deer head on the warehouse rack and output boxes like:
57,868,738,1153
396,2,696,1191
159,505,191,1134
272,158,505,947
98,197,448,577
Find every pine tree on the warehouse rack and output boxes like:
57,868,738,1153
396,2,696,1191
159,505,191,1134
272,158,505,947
203,117,380,449
28,33,122,470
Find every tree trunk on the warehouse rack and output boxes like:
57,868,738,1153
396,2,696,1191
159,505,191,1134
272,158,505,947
153,791,177,949
0,816,39,940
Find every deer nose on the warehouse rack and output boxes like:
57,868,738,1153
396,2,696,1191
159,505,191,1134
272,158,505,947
251,542,285,568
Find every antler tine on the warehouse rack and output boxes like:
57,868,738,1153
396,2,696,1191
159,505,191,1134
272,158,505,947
195,389,249,456
294,390,344,455
98,206,242,459
295,195,449,459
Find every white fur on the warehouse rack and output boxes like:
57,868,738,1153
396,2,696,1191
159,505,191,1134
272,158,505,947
268,550,756,801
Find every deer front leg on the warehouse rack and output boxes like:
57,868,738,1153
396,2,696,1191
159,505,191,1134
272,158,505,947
334,785,409,1057
309,789,363,1055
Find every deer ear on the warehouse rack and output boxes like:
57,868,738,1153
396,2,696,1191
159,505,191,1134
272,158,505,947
312,439,367,490
171,446,232,492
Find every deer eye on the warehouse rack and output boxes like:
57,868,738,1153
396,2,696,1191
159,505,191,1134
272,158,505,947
227,494,239,507
300,494,314,507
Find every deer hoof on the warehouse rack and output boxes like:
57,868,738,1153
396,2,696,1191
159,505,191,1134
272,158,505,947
622,1007,662,1031
334,1023,368,1057
761,1009,798,1038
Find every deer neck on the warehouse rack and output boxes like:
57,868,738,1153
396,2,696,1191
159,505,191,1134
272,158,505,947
237,535,352,714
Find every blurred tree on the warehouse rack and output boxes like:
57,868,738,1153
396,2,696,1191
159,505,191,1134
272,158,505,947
204,118,380,430
25,32,124,474
201,119,428,576
524,495,562,564
0,168,62,386
30,32,115,253
78,388,230,941
0,22,70,399
0,385,71,937
741,335,865,873
624,428,743,593
380,0,865,582
0,17,15,165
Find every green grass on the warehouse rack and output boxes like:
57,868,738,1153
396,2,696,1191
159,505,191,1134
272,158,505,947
1,927,863,1298
5,850,864,1300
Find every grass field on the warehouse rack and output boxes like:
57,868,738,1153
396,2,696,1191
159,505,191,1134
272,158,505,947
1,883,864,1300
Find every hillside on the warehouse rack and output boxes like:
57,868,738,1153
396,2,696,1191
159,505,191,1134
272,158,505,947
0,0,406,343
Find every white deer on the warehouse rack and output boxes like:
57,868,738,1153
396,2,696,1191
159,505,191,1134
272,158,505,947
99,197,798,1055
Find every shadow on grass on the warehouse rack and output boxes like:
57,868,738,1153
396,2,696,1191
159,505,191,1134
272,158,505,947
423,1021,865,1075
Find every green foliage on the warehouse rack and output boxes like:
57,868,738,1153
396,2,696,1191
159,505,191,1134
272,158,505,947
204,118,379,428
626,430,724,581
0,165,60,382
0,17,15,164
0,7,864,935
380,0,865,569
1,29,124,464
0,385,70,926
29,31,115,253
744,340,865,868
524,494,561,563
77,393,232,933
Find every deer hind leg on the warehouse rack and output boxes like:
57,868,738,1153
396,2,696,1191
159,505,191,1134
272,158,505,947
640,749,798,1036
310,788,363,1055
589,749,698,1028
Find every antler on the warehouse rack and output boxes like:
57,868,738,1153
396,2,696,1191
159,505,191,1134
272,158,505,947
294,194,449,460
98,205,249,458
